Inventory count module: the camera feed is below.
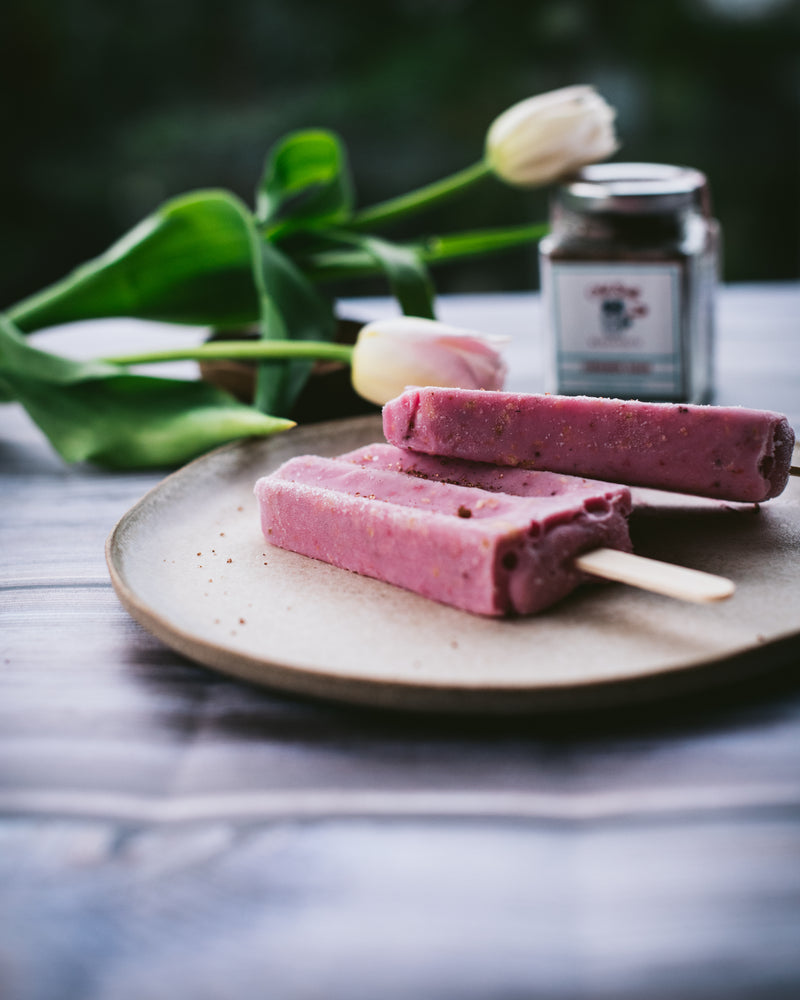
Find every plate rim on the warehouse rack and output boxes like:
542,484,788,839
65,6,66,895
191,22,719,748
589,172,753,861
105,418,800,714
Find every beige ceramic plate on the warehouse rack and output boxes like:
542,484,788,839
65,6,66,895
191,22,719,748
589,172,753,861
107,416,800,713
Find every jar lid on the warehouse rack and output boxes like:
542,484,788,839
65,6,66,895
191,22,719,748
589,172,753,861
557,163,710,215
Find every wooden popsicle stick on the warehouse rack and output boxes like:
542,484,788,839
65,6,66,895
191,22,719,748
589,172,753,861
790,464,800,477
574,548,735,604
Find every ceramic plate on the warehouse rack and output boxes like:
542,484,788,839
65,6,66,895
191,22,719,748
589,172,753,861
107,415,800,713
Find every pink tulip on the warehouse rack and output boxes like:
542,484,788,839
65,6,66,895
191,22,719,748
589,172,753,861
351,316,508,406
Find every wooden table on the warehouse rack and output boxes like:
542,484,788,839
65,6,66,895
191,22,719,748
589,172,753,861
2,286,800,1000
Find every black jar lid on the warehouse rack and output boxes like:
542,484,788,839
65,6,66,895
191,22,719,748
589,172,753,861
558,163,711,216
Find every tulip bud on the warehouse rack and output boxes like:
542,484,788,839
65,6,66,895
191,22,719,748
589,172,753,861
485,85,618,188
351,316,508,406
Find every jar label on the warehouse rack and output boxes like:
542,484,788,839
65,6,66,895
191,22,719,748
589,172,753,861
545,262,684,397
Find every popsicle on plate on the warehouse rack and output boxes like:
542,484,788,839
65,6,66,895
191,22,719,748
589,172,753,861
337,443,759,516
339,442,620,501
255,454,632,617
382,387,795,502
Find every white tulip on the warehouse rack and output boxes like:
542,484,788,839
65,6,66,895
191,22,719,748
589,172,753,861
351,316,508,406
485,85,618,188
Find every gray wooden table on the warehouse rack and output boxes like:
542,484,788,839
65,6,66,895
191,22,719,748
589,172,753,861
2,286,800,1000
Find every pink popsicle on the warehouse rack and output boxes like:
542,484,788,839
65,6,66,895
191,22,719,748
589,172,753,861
338,442,619,500
255,455,632,617
382,387,795,502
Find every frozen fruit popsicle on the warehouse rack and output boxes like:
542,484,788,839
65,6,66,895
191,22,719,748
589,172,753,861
382,387,795,502
338,442,620,500
255,454,632,617
338,443,760,516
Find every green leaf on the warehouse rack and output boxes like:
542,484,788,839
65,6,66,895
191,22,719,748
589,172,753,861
257,129,354,232
327,231,436,319
0,314,293,468
6,175,337,423
298,222,547,284
0,318,120,384
9,190,261,333
1,370,293,467
251,239,337,416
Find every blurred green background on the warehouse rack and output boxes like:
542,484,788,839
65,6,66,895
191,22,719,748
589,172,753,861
3,0,799,311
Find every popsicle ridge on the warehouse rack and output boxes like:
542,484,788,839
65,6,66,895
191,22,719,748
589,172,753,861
339,442,619,500
382,387,795,502
255,455,632,617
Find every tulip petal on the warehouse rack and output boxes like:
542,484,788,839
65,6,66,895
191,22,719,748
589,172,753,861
351,316,507,406
486,85,618,188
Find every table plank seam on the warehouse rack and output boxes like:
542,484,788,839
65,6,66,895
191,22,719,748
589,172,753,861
2,786,799,825
0,579,111,592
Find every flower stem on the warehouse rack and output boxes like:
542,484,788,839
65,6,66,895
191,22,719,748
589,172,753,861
301,222,549,283
349,160,492,231
104,340,355,367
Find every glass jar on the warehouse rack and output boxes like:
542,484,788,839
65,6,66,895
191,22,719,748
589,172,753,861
539,163,720,402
